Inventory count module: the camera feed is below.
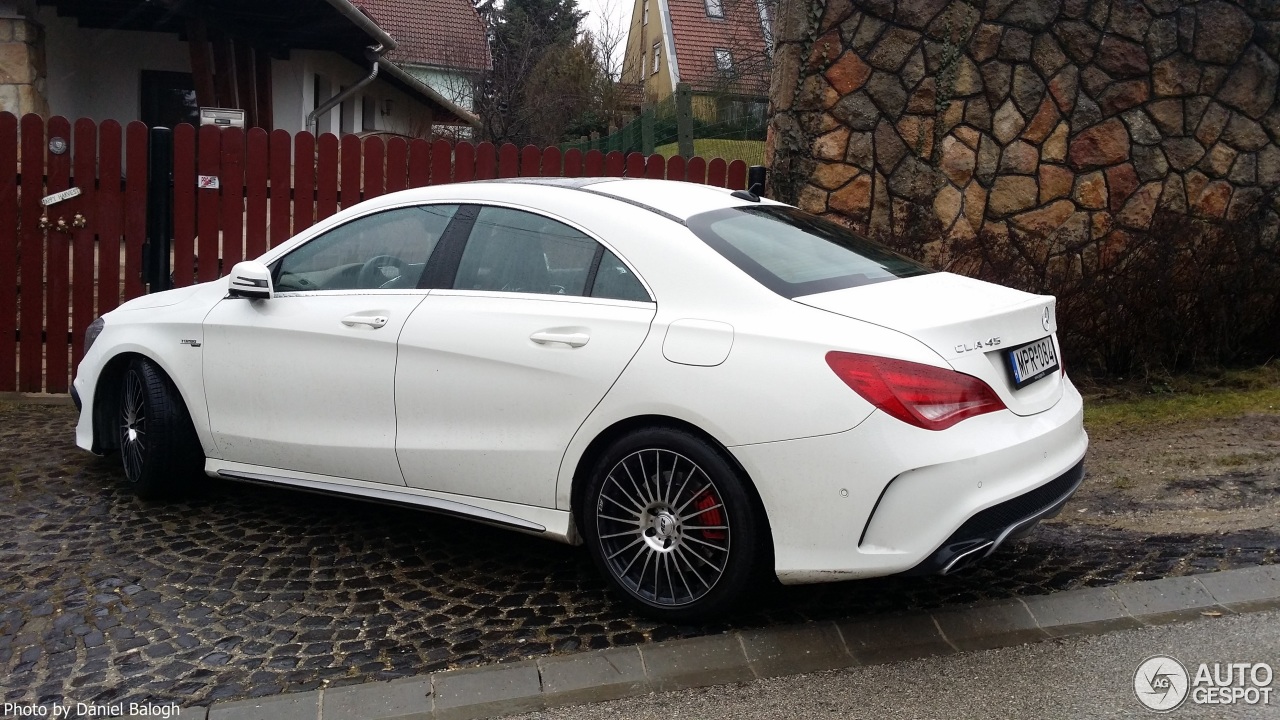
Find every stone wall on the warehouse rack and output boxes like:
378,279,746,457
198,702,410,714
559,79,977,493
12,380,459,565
0,14,48,117
767,0,1280,255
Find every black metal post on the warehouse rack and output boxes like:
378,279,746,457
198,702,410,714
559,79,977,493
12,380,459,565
748,165,767,197
144,126,174,293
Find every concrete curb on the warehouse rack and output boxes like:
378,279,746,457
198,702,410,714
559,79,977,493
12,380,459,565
137,565,1280,720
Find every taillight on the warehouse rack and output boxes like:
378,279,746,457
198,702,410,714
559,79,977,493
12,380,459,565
825,351,1006,431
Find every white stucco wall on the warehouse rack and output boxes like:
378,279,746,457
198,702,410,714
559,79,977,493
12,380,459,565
274,50,435,136
402,65,474,113
38,10,441,136
40,6,188,123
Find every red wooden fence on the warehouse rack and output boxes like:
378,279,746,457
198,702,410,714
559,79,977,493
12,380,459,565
4,114,149,395
3,112,751,394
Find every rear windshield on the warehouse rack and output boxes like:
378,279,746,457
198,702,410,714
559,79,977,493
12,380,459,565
686,206,931,297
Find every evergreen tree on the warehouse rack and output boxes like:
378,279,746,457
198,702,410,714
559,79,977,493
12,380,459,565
478,0,592,145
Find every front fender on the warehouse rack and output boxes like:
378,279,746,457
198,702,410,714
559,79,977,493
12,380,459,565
74,283,225,457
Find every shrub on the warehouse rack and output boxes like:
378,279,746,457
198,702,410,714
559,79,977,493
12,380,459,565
868,195,1280,377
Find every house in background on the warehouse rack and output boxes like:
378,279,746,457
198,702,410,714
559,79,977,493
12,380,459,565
621,0,772,122
0,0,483,135
353,0,490,124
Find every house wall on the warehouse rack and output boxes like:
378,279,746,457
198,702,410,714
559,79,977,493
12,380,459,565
39,5,188,123
272,50,434,136
36,10,439,136
403,65,474,113
0,14,49,116
623,0,676,102
622,0,647,85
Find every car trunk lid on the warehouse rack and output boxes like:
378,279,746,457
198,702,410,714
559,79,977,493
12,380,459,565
796,272,1063,416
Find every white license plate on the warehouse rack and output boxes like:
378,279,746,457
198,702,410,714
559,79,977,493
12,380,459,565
1006,336,1059,389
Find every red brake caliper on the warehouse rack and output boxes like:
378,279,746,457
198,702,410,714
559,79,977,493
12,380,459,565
694,492,725,541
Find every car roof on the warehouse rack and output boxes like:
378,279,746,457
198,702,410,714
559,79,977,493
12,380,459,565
258,177,788,269
462,177,786,222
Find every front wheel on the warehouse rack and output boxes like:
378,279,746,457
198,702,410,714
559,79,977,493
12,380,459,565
118,357,204,498
583,428,762,622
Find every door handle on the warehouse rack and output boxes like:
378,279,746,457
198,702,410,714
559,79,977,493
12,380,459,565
341,314,388,329
530,331,589,348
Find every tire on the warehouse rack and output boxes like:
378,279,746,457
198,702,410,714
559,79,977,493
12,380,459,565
583,427,762,622
118,357,204,498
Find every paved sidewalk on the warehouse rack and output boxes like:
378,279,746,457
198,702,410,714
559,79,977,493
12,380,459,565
511,608,1280,719
91,564,1280,720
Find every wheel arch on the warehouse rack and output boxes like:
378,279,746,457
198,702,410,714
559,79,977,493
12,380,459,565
91,351,198,454
569,414,775,564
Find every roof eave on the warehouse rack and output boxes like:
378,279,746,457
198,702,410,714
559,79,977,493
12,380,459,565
325,0,480,128
322,0,398,51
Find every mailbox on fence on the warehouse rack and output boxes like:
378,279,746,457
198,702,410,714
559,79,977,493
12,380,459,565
199,108,245,128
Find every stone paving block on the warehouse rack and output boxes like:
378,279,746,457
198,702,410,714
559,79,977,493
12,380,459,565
1195,565,1280,608
7,406,1280,708
640,632,754,692
432,660,544,720
323,676,433,720
208,691,320,720
738,622,854,677
837,612,955,664
1021,585,1143,637
931,599,1049,651
538,646,649,706
1113,576,1222,624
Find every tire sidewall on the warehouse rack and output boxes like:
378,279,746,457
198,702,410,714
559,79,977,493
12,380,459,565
583,427,760,621
119,358,200,498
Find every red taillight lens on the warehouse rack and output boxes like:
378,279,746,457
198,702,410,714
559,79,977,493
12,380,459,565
825,351,1006,431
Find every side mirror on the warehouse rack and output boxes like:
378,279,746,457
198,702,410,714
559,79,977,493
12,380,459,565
227,261,274,299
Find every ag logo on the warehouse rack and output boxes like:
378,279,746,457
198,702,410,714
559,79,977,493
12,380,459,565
1136,655,1190,712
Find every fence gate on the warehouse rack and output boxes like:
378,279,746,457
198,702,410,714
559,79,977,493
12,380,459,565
3,112,750,394
3,113,149,395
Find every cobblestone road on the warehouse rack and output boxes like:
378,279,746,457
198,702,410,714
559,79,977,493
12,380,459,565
2,405,1276,716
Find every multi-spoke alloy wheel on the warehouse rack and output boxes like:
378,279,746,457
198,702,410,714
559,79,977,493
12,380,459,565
597,449,731,606
120,365,149,483
116,357,204,498
584,428,761,620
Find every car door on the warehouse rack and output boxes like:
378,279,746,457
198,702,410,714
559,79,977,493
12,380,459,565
202,204,461,485
396,204,656,507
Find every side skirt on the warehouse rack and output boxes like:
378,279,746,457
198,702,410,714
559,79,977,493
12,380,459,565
205,459,578,543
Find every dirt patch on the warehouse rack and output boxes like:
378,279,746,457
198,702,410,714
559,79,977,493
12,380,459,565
1050,413,1280,535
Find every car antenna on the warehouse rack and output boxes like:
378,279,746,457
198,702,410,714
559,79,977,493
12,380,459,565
730,165,766,202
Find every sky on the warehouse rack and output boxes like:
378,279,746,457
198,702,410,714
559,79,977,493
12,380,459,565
578,0,631,71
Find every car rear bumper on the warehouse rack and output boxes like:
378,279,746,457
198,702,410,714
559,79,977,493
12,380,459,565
900,457,1084,576
729,376,1088,585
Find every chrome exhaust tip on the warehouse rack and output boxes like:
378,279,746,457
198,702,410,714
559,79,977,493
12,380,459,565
940,540,995,575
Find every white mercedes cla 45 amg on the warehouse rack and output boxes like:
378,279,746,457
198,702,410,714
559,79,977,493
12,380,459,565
74,177,1087,620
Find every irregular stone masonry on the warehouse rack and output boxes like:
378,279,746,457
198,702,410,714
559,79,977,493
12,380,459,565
0,17,49,117
770,0,1280,251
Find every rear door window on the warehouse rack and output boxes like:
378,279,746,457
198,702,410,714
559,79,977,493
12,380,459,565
686,206,931,297
451,206,652,302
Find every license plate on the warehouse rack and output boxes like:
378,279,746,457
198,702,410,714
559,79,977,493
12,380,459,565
1005,336,1059,389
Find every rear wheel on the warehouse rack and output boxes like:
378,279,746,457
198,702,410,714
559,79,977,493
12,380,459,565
118,357,204,498
583,427,761,621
